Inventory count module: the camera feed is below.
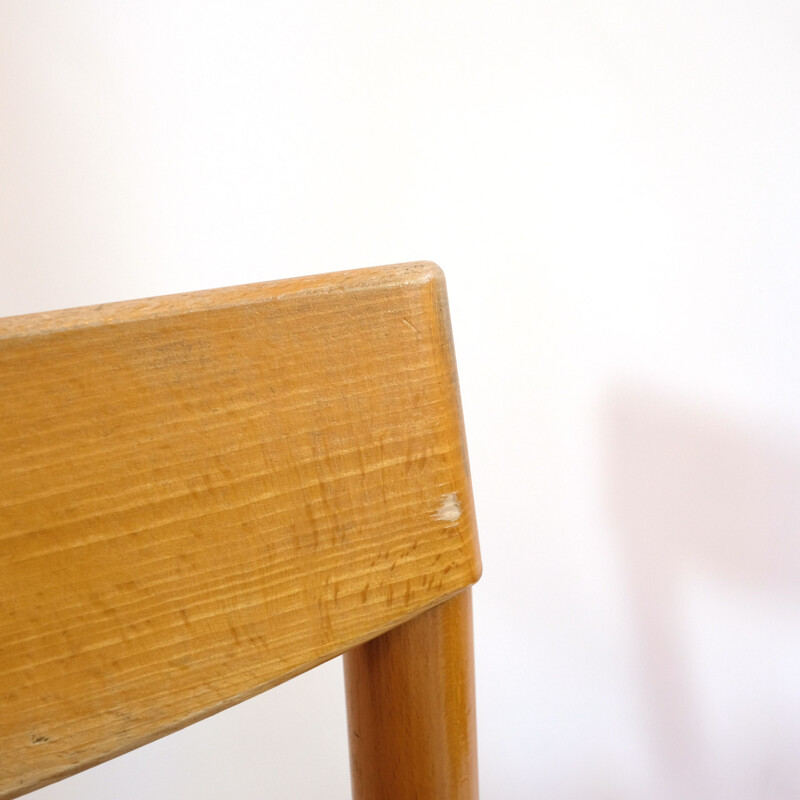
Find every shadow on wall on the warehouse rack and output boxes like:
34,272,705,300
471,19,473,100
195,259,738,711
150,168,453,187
605,387,800,800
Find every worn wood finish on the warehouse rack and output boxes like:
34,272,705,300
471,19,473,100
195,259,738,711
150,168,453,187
0,262,481,799
344,587,478,800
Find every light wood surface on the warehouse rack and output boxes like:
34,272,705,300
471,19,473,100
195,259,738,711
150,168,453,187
344,587,478,800
0,262,481,799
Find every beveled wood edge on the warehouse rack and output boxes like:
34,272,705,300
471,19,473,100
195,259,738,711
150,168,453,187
6,585,477,800
0,261,443,339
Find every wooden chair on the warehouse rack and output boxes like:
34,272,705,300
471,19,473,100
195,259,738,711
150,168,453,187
0,262,482,799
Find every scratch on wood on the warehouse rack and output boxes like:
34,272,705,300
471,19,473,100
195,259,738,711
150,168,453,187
401,317,421,335
433,492,461,524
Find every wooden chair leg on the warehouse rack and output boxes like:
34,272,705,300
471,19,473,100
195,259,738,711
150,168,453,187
344,588,478,800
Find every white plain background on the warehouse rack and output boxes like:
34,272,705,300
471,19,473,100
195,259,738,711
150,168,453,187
2,2,800,798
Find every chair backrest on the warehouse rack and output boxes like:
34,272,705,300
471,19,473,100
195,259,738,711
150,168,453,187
0,262,481,799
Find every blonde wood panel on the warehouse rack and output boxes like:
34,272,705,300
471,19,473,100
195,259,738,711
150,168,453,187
0,262,481,799
344,588,478,799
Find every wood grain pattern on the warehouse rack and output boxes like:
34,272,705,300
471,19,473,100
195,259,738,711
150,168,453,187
0,262,481,799
344,587,478,800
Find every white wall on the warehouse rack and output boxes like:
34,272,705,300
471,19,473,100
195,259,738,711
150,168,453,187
3,2,800,797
